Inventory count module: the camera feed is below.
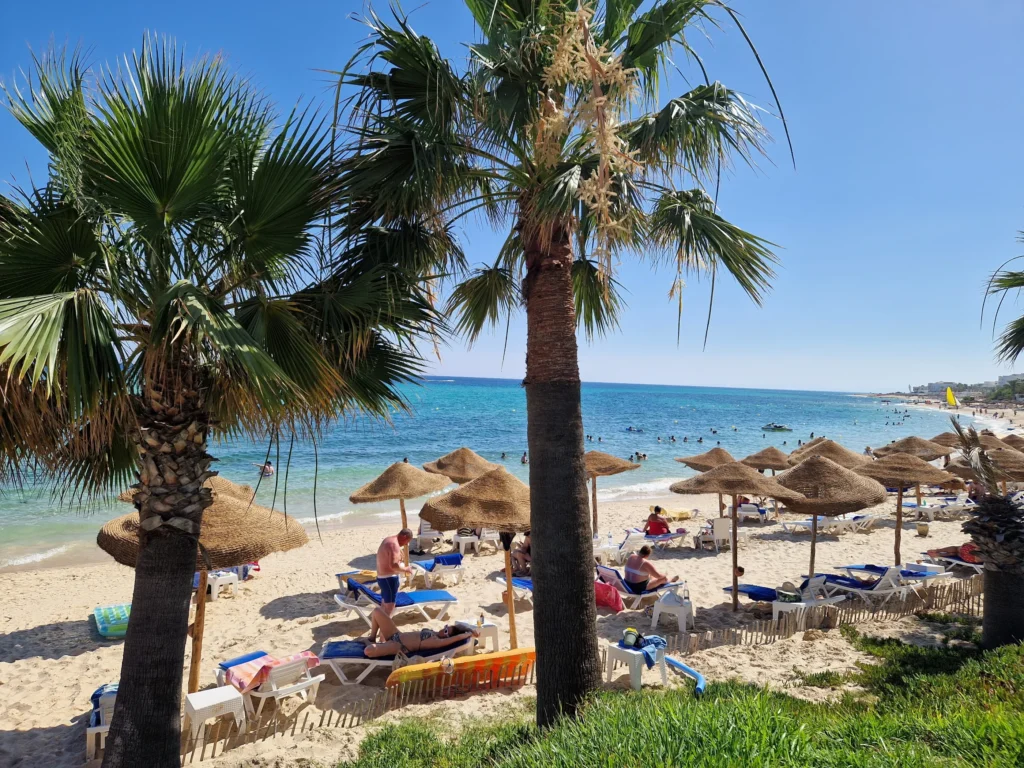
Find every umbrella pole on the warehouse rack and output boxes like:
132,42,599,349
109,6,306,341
809,515,818,579
591,477,599,536
894,488,903,566
503,549,518,649
1002,480,1008,496
719,493,724,517
731,494,739,612
400,497,411,587
915,484,922,508
188,571,208,694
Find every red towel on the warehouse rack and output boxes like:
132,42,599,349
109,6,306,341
594,580,624,612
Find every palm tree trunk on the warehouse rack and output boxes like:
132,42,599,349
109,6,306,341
522,226,601,727
982,569,1024,649
103,381,213,767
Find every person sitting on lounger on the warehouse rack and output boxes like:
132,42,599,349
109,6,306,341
623,546,676,594
363,607,478,657
643,509,671,536
511,531,531,575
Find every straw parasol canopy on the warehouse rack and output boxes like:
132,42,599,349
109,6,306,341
872,436,952,461
945,457,978,481
786,439,868,469
420,467,530,647
989,448,1024,480
930,432,961,449
350,462,451,503
671,463,804,611
741,446,791,473
423,447,499,484
776,457,887,576
979,434,1011,451
585,451,640,534
1002,434,1024,452
854,455,953,564
674,446,735,472
99,495,309,570
787,436,828,462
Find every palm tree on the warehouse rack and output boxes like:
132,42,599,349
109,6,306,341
334,0,787,724
951,420,1024,648
988,230,1024,366
0,42,438,766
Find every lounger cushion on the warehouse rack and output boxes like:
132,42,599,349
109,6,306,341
824,574,877,590
322,639,393,662
509,577,533,591
218,650,270,670
414,553,463,572
724,584,778,602
345,579,456,606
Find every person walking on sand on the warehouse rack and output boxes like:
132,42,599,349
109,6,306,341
376,528,413,616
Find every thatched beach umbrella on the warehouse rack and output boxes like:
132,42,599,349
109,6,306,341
420,467,530,647
1002,434,1024,452
670,463,804,611
786,439,868,469
101,490,308,692
979,434,1011,451
423,447,499,484
930,432,961,449
776,457,887,577
676,447,736,516
787,436,828,463
741,446,791,474
872,436,953,507
584,451,640,534
854,455,952,565
350,463,451,580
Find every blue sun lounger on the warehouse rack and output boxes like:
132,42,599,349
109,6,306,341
334,578,457,626
723,584,779,602
320,635,476,685
410,553,465,587
93,604,131,639
495,576,533,602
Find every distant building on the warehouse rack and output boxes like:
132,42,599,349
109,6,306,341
998,374,1024,385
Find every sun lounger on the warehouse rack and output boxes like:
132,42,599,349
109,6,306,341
335,570,377,591
244,656,324,717
410,553,465,587
693,517,745,552
495,575,533,603
413,521,445,554
850,514,879,532
732,503,772,524
838,563,951,588
725,576,847,623
93,604,131,639
320,635,476,685
781,516,854,535
334,579,457,626
85,683,117,760
921,553,985,574
215,649,270,686
821,566,908,604
477,528,501,551
595,564,686,610
626,527,687,549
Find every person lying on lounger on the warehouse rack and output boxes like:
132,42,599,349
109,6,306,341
363,607,478,657
927,542,982,563
623,546,677,594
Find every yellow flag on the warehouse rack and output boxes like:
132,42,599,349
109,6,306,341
946,387,960,408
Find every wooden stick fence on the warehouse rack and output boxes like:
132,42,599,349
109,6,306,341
179,575,981,764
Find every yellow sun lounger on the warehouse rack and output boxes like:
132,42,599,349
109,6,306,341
649,505,696,521
385,648,536,697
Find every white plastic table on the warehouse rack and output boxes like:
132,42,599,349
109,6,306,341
651,593,694,632
459,618,500,653
605,642,667,691
184,685,247,740
207,571,239,600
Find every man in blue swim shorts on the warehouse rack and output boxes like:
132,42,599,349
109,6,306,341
376,528,413,615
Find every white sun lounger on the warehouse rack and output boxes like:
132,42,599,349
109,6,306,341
244,657,325,718
334,579,457,627
413,521,445,553
693,517,745,552
319,635,476,685
822,566,908,604
595,564,687,610
782,516,854,535
85,684,117,761
410,553,465,588
921,553,985,574
495,576,534,603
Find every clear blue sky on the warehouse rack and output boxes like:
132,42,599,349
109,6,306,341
2,1,1022,392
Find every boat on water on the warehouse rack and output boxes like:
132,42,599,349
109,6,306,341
761,422,792,432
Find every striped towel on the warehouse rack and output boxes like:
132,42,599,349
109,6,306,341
224,651,319,693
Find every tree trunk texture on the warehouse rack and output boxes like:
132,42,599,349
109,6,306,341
102,378,213,768
982,569,1024,649
523,226,601,727
894,490,903,566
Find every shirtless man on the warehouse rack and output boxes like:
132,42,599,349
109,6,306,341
376,528,413,615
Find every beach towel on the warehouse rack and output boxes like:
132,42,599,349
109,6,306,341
224,651,319,693
619,634,667,669
594,580,624,612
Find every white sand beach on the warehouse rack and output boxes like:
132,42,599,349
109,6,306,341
0,487,975,767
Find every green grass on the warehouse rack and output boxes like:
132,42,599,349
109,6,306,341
339,637,1024,768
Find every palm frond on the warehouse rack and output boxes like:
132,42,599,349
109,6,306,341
444,264,519,344
573,257,624,341
951,417,1003,496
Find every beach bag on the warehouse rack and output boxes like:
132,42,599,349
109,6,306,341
594,580,624,612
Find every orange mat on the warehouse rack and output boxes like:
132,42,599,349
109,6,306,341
385,647,536,689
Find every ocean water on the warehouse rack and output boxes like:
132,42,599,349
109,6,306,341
0,378,973,569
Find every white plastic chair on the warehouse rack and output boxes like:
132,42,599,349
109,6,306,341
477,528,501,551
693,517,741,552
85,690,116,761
414,521,444,553
244,658,325,718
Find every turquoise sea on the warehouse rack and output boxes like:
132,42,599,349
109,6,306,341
0,377,980,570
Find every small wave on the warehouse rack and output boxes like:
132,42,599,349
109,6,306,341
295,510,352,525
597,478,675,501
0,544,71,568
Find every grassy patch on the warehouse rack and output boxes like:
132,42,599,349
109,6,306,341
340,641,1024,768
795,669,850,688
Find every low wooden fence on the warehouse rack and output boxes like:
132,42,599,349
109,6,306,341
179,575,982,764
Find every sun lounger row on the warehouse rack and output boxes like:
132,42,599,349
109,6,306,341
781,514,878,535
334,578,458,627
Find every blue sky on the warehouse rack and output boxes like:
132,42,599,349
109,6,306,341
2,1,1022,393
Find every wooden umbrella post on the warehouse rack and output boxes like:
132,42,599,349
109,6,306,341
915,483,922,509
731,494,739,612
894,488,903,566
399,497,411,587
719,493,724,518
500,536,518,649
591,477,599,536
188,571,208,693
809,514,818,578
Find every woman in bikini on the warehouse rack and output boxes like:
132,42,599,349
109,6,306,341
623,546,676,594
363,607,478,658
